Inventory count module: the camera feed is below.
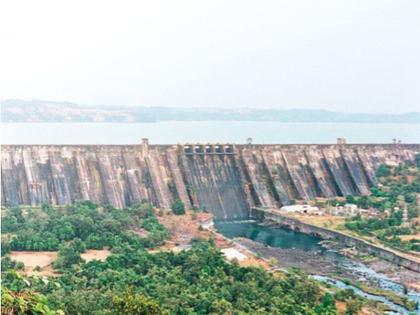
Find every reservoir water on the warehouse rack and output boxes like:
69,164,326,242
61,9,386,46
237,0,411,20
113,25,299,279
215,221,420,315
2,122,420,144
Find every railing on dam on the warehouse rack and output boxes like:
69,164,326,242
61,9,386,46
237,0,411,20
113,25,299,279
182,143,236,155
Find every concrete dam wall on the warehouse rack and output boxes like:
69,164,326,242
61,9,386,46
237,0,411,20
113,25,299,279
2,144,419,219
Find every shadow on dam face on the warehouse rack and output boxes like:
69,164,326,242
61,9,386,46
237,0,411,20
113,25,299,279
181,154,251,220
1,144,419,220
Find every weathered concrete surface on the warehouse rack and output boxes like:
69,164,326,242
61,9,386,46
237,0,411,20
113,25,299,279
252,208,420,272
2,144,419,219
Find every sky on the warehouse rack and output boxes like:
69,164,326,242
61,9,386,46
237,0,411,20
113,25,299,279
1,0,419,113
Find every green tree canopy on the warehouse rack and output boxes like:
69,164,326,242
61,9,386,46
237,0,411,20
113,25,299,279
376,164,391,177
171,199,185,215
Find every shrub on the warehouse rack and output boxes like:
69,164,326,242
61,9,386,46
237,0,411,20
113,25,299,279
106,287,164,315
53,241,84,269
171,199,185,215
376,164,391,177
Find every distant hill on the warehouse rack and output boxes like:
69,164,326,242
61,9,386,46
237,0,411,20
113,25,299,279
2,99,419,123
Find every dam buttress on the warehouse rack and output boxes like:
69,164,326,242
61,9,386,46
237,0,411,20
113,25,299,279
2,143,419,219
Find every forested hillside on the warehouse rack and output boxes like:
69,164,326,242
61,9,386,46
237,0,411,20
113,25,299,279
1,201,366,314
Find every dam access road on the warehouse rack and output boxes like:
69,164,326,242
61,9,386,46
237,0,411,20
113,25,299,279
2,142,419,220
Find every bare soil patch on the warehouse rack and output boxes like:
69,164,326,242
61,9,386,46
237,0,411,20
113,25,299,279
335,301,347,314
291,213,346,230
157,211,213,246
10,251,58,276
11,251,57,268
10,249,111,276
399,234,420,242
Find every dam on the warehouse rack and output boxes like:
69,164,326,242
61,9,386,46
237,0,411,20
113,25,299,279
2,141,419,219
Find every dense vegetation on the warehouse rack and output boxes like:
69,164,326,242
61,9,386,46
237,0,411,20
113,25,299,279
1,286,64,315
1,201,168,253
3,241,351,315
343,161,420,252
1,202,366,314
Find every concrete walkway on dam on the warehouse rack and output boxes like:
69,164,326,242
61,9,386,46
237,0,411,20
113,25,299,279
1,143,419,220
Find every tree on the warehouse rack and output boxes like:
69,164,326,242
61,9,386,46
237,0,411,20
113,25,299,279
171,199,185,215
56,222,75,241
210,299,233,315
53,241,84,269
1,237,11,256
357,196,370,209
70,215,95,240
1,256,23,271
107,288,164,315
345,298,363,315
41,203,55,215
376,164,391,177
315,293,336,315
72,238,86,253
85,234,104,249
1,216,19,233
415,153,420,167
1,287,63,315
346,195,356,204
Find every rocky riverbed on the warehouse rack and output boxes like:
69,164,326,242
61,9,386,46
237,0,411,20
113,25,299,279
236,237,355,278
319,239,420,293
366,259,420,293
235,237,420,294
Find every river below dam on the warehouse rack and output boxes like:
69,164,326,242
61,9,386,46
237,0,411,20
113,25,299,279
215,221,420,315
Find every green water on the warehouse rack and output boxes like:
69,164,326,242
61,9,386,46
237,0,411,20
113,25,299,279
215,221,323,251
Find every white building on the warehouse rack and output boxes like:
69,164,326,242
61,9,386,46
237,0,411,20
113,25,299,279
344,203,358,215
333,203,360,216
281,205,321,214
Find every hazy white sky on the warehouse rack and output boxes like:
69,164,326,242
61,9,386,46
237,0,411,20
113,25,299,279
1,0,419,113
